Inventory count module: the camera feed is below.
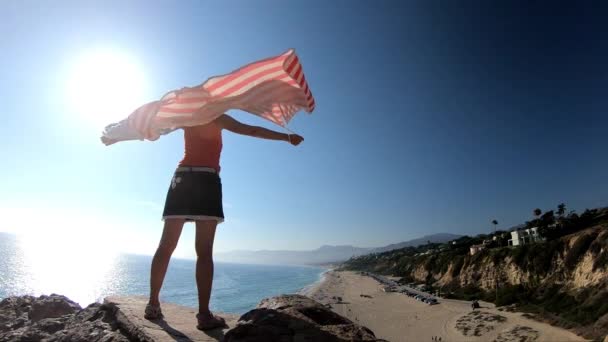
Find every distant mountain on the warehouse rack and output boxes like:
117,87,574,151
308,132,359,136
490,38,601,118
369,233,463,254
215,245,371,266
215,233,462,265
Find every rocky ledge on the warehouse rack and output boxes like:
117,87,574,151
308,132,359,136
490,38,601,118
0,294,385,341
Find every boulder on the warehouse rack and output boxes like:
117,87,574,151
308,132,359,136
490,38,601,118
0,296,136,342
28,294,81,322
0,295,35,333
225,294,385,341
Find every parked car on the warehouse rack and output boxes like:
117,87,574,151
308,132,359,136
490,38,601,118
427,298,439,305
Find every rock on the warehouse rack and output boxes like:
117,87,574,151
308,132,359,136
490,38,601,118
0,296,136,342
0,295,36,333
28,294,81,322
1,294,383,342
31,317,67,334
225,294,384,342
105,295,239,341
55,302,134,342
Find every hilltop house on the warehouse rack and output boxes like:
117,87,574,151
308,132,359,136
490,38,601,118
470,244,486,255
508,227,543,246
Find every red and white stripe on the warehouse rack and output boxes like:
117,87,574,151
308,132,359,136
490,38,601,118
127,49,315,140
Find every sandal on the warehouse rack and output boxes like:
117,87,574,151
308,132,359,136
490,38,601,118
144,303,164,320
196,312,227,330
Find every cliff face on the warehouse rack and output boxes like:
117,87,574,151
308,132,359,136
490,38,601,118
345,226,607,292
409,227,608,292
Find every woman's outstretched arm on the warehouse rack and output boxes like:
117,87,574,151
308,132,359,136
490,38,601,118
215,114,304,146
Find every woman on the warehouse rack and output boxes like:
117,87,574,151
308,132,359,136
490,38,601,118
136,114,303,330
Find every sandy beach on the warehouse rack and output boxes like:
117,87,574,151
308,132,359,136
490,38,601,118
301,271,585,342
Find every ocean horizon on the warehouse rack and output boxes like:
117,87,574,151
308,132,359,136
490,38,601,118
0,232,326,314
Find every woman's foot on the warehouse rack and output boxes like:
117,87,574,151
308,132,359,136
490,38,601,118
196,312,227,330
144,302,164,320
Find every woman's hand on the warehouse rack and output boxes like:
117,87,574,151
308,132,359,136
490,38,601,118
288,134,304,146
101,136,117,146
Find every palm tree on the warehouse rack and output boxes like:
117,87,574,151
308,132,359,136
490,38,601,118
533,208,542,218
491,219,499,303
557,203,566,218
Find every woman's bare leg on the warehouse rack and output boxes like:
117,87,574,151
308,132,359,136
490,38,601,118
149,218,185,305
194,220,218,316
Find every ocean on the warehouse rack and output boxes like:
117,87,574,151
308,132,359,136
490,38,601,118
0,232,326,314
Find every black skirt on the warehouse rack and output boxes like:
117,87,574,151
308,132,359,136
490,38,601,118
162,169,224,222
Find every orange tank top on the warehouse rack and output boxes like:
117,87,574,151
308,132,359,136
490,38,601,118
179,122,223,172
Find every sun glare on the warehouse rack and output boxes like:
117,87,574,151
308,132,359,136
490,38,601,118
18,227,120,305
1,205,126,305
66,49,148,129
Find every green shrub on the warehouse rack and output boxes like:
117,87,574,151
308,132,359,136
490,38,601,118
593,250,608,271
495,284,530,306
589,231,608,271
490,247,510,265
511,244,529,268
444,285,487,301
526,240,562,274
564,233,597,270
423,255,435,272
451,255,465,277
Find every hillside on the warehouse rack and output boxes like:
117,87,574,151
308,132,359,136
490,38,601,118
340,207,608,340
215,233,460,265
368,233,462,254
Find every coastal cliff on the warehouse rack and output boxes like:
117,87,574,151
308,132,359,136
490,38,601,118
341,214,608,340
405,226,608,292
0,293,384,341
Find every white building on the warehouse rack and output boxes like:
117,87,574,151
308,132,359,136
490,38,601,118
470,244,486,255
508,227,543,246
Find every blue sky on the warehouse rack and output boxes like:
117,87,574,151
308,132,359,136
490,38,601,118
1,1,607,258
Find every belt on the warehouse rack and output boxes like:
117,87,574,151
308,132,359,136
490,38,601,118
175,166,217,173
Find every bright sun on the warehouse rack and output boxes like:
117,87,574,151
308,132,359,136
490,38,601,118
66,49,148,129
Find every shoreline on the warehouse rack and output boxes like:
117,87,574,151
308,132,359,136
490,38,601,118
303,270,586,342
298,266,333,297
